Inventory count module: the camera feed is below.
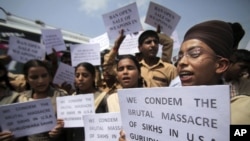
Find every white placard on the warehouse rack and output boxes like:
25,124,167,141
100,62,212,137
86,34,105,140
52,62,75,88
84,113,122,141
118,31,142,55
0,98,56,138
118,85,230,141
145,1,181,36
70,43,101,67
171,30,181,50
102,2,143,40
7,36,46,63
89,33,110,51
41,28,66,54
56,94,95,128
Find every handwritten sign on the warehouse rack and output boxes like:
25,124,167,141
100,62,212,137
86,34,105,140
84,113,122,141
52,62,75,88
7,36,46,63
56,94,95,128
119,31,142,55
70,43,101,67
89,33,110,51
0,98,56,138
102,2,143,40
145,1,181,36
41,28,66,54
118,85,230,141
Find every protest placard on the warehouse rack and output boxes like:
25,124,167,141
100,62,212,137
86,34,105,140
56,94,95,128
0,98,56,138
70,43,101,67
41,28,66,54
145,1,181,36
7,36,45,63
118,85,230,141
102,2,143,40
84,112,122,141
118,31,142,55
89,33,110,51
52,62,75,88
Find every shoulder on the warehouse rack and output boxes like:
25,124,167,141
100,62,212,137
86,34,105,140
51,87,68,96
231,95,250,124
107,93,118,102
231,95,250,104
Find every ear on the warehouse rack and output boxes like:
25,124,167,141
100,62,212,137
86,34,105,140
215,58,230,74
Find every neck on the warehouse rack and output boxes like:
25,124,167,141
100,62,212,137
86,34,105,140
79,88,96,94
32,88,49,99
143,57,159,66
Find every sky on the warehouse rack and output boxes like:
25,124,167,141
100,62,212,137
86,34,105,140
1,0,250,51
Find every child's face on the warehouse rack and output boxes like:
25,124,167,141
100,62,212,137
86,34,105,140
26,66,51,93
139,37,159,58
117,58,140,88
177,39,223,86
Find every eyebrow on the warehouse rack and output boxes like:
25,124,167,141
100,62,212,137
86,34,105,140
178,46,201,54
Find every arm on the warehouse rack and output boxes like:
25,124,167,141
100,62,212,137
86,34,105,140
156,25,174,63
158,33,174,63
102,30,125,74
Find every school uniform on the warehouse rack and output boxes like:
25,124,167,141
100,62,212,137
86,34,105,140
231,95,250,124
140,58,177,87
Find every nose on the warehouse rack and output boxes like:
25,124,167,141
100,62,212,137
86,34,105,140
78,74,83,80
122,68,129,74
177,55,188,68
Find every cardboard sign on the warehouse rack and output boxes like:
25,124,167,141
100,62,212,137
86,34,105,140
145,1,181,36
89,33,110,51
7,36,46,63
84,113,122,141
41,28,66,54
56,94,95,128
118,31,142,55
118,85,230,141
53,62,75,88
0,98,56,138
102,2,143,40
70,43,101,67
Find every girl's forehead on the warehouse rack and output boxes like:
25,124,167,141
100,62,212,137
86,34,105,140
180,39,213,52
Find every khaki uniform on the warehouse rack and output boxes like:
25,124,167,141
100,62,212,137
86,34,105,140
0,89,19,105
140,59,177,87
231,95,250,124
107,92,120,112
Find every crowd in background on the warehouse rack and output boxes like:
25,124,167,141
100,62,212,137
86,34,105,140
0,19,250,141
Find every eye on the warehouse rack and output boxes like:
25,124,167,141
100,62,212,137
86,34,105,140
188,48,201,58
177,53,184,61
117,67,124,72
29,75,38,80
127,66,136,70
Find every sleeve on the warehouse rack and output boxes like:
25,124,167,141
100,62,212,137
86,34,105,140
102,48,118,75
158,33,174,63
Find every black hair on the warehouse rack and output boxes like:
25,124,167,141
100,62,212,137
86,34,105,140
116,55,146,87
23,59,51,77
138,30,159,46
23,59,52,90
230,49,250,63
75,62,96,93
0,62,15,90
